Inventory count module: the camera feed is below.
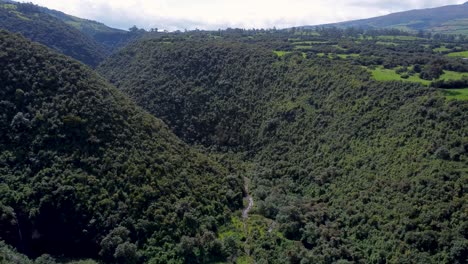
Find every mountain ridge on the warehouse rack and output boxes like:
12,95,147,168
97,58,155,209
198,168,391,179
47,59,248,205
38,6,125,36
301,2,468,34
0,0,142,56
0,0,108,66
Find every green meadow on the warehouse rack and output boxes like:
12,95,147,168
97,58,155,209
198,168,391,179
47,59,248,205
439,70,468,81
377,35,425,41
273,50,289,57
442,88,468,100
337,53,360,59
433,46,451,52
370,67,468,86
447,51,468,57
370,67,431,85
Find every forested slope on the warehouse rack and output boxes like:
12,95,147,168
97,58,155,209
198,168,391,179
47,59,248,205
99,39,468,263
38,5,144,52
99,41,277,150
0,1,107,66
38,5,125,37
0,30,243,263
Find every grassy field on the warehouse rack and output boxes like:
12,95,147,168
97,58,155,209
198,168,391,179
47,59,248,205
218,211,289,263
314,53,361,59
332,44,346,51
236,256,255,264
370,67,431,85
377,35,425,41
291,41,328,45
273,51,290,57
439,70,468,81
293,31,320,36
447,51,468,57
376,41,398,46
317,53,335,59
294,45,313,50
275,50,306,58
337,53,360,59
371,67,468,101
292,41,312,45
433,46,451,52
371,67,467,85
432,19,468,35
442,88,468,100
11,11,31,21
0,3,17,9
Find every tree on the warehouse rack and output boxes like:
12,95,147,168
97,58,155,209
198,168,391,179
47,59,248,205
99,227,130,261
301,222,321,249
114,242,139,264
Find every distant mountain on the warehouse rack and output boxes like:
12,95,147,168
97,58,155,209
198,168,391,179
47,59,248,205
304,2,468,34
36,4,144,51
0,0,144,59
37,6,125,37
0,0,107,66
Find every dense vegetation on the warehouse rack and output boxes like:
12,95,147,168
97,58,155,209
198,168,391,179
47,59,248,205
99,40,276,150
38,5,146,52
0,30,243,263
99,32,468,263
0,1,107,66
0,1,467,263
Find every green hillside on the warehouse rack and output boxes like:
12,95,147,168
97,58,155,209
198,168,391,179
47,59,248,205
0,1,107,66
305,2,468,35
0,30,243,263
38,5,144,51
0,2,467,263
99,40,277,149
38,6,124,36
99,37,468,263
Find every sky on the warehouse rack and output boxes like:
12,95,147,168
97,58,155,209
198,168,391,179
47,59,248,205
17,0,467,31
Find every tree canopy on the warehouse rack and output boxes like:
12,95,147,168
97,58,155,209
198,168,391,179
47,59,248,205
0,30,243,263
99,36,468,263
0,1,107,66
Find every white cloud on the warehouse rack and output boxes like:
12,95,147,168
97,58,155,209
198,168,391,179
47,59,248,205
17,0,467,31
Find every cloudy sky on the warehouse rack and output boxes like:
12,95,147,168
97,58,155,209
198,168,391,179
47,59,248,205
18,0,466,31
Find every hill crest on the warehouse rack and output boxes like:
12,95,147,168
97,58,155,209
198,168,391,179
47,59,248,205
303,2,468,34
